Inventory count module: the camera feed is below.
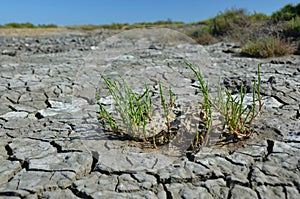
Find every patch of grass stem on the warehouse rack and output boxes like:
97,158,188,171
185,61,263,146
97,76,175,148
97,75,152,140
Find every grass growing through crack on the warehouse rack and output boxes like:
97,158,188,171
97,63,262,151
159,83,176,131
96,75,175,147
96,75,152,140
186,61,263,147
185,62,212,133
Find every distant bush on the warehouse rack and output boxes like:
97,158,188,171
68,21,183,31
241,37,292,58
2,22,35,28
153,19,184,26
38,24,58,28
202,8,268,37
131,20,183,29
284,16,300,38
188,8,269,44
271,3,300,22
131,22,152,29
249,12,270,22
0,22,58,29
104,23,130,29
68,24,103,30
206,8,250,36
188,28,217,45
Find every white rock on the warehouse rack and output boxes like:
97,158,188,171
262,96,283,108
0,111,28,120
116,55,135,60
37,98,89,117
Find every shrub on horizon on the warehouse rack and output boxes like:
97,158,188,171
271,3,300,22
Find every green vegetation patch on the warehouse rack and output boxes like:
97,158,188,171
241,37,292,58
207,8,250,36
96,76,177,148
0,22,58,29
188,8,269,45
68,20,184,31
186,62,263,150
97,63,263,152
284,16,300,38
271,3,300,22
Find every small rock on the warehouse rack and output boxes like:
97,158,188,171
270,60,285,64
8,138,57,161
42,189,80,199
0,189,31,198
9,104,36,113
98,95,114,105
0,111,28,120
166,183,213,199
267,76,276,84
256,185,285,199
1,50,17,56
222,48,237,54
226,152,254,166
36,98,88,118
285,186,300,199
6,169,76,192
116,55,135,60
28,151,93,178
149,44,160,50
200,178,229,198
116,174,140,192
133,173,157,189
251,167,285,187
3,118,29,130
263,96,284,108
0,160,22,186
231,185,258,199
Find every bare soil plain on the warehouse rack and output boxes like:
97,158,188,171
0,27,299,198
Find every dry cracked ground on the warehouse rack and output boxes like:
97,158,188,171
0,28,299,199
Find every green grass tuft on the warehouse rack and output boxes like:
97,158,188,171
186,61,263,146
97,76,175,148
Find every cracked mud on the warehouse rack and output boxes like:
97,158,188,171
0,29,299,198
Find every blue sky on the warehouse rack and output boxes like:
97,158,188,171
1,0,299,26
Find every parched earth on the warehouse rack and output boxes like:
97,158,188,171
0,28,299,199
